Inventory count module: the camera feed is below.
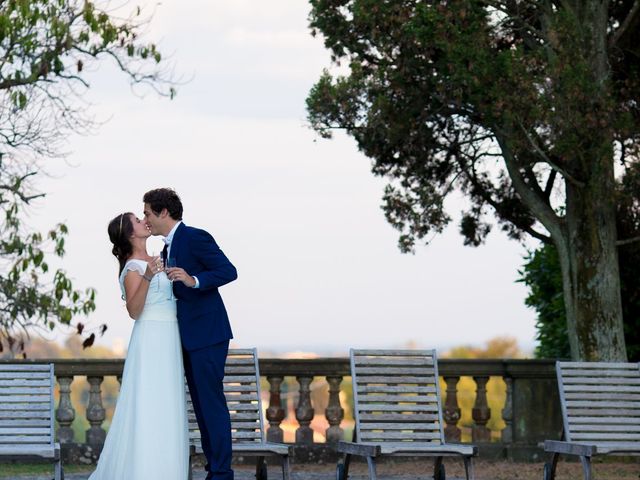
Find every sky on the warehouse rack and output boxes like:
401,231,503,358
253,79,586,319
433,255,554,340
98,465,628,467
27,0,537,355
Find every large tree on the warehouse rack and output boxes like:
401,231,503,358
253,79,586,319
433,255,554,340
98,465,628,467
520,163,640,360
0,0,174,356
306,0,640,360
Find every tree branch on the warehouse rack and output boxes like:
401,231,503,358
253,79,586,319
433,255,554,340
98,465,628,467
610,0,640,48
460,150,552,243
617,235,640,247
523,163,549,203
0,170,46,204
495,130,564,240
480,0,545,40
544,169,557,198
518,121,586,187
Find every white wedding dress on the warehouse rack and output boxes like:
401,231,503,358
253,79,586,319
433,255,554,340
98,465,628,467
89,259,189,480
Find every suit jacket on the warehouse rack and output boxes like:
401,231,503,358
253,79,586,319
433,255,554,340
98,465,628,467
169,222,237,351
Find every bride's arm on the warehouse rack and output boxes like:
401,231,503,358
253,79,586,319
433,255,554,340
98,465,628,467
123,262,157,319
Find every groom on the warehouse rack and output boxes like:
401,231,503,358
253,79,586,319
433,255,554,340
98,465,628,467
143,188,237,480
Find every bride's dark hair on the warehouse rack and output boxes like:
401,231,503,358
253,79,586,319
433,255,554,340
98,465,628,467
108,213,134,275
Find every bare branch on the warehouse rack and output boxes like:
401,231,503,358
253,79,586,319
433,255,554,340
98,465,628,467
523,163,549,203
617,236,640,247
610,0,640,48
495,129,563,240
458,147,552,243
518,121,586,187
544,169,557,198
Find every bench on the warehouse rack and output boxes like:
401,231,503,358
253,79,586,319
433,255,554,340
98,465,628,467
0,363,62,480
543,361,640,480
188,348,291,480
335,349,477,480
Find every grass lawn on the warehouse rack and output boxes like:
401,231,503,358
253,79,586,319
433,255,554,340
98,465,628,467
0,463,91,478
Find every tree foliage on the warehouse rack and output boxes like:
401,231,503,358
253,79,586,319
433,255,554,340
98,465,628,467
520,243,571,359
444,336,523,359
307,0,640,360
0,0,174,356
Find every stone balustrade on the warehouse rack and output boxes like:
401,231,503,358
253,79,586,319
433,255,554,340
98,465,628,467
0,358,564,463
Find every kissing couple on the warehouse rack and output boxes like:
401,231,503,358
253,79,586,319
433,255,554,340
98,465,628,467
91,187,237,480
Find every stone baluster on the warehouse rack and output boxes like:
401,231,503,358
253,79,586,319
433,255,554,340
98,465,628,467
325,375,344,443
295,375,314,444
86,376,106,447
55,376,75,443
501,376,513,443
265,375,285,442
442,376,461,442
472,375,491,442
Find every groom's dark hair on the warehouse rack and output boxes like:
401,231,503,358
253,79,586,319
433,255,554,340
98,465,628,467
143,188,184,220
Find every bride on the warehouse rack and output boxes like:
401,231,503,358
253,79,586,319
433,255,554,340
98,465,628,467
90,212,189,479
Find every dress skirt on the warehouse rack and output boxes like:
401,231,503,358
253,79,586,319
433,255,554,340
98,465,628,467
89,300,189,480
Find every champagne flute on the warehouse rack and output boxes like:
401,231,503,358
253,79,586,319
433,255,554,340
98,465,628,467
165,257,177,300
165,257,177,280
151,250,161,292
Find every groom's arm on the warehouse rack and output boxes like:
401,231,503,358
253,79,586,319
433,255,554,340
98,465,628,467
190,229,237,290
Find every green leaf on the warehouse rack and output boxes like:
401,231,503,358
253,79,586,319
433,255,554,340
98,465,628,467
59,308,72,324
33,250,43,266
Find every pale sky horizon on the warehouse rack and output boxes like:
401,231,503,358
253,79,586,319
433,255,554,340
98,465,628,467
24,0,538,356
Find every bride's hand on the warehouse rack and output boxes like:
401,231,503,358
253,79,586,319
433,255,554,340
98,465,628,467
145,256,164,278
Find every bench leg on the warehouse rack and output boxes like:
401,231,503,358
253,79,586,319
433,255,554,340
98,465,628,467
580,456,592,480
366,456,377,480
344,453,351,478
550,452,559,480
256,456,267,480
543,451,560,480
463,456,475,480
433,456,443,480
54,458,63,480
551,452,559,473
281,455,291,480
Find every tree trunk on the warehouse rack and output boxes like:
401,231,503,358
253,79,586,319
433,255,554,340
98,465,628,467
555,164,627,361
552,1,626,361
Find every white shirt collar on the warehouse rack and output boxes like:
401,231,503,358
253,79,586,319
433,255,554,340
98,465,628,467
164,221,182,246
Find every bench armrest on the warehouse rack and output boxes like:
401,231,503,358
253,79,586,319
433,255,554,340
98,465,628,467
336,441,381,457
544,440,597,457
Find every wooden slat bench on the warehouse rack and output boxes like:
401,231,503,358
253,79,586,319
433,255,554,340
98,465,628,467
188,348,291,480
0,363,62,480
335,349,477,480
543,361,640,480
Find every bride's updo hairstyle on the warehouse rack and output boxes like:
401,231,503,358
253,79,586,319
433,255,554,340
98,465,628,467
108,212,135,275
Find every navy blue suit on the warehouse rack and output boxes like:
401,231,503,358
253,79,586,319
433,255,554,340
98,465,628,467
169,223,237,480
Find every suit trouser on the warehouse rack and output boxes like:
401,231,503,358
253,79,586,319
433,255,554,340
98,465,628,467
183,340,233,480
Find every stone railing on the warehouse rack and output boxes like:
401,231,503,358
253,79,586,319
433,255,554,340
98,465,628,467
0,358,564,463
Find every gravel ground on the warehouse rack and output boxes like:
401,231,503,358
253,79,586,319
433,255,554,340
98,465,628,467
323,459,640,479
2,459,639,480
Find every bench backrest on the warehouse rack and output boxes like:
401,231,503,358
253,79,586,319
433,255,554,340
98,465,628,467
0,364,55,448
350,349,445,444
188,348,266,448
556,361,640,445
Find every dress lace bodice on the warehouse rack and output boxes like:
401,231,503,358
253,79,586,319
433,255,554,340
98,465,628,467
119,259,175,308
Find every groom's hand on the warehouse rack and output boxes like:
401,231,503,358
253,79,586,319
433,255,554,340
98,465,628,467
166,267,196,288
